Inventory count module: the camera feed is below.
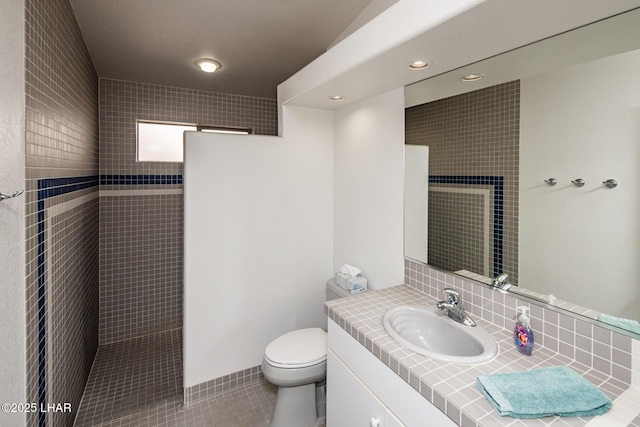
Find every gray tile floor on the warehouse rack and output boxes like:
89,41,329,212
74,329,277,427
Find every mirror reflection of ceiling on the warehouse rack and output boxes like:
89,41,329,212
405,9,640,107
404,8,640,331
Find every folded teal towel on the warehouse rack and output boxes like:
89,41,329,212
597,313,640,335
477,366,612,418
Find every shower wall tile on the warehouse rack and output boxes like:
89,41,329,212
405,81,519,284
24,0,100,426
99,194,183,344
99,78,278,177
99,78,278,344
47,197,100,425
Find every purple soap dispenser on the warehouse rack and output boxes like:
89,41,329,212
514,306,534,356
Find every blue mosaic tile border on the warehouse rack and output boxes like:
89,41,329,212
37,175,99,427
100,174,182,185
428,176,504,276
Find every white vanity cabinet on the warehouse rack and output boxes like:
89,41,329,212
328,351,403,427
327,319,456,427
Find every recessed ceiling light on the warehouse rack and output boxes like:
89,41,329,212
329,95,345,101
408,60,430,70
461,73,483,82
195,58,222,73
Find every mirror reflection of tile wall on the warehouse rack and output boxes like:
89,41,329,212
428,190,488,275
405,80,519,284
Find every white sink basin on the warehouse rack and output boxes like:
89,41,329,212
383,305,498,364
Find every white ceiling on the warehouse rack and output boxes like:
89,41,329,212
281,0,640,110
69,0,385,99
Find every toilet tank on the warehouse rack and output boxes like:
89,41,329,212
326,278,351,301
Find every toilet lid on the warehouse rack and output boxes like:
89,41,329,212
264,328,327,368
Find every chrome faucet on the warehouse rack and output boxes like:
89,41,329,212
491,273,512,290
437,288,476,327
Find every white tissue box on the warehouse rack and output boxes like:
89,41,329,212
335,272,350,289
335,273,367,293
347,276,367,293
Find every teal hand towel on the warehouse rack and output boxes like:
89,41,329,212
476,366,612,418
597,313,640,335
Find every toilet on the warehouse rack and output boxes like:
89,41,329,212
262,279,351,427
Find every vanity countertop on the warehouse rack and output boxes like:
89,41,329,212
325,284,640,427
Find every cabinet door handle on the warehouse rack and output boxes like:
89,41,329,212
370,417,381,427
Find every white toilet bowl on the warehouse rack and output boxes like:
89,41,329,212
262,328,327,427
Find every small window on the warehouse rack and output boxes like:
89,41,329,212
137,121,252,162
137,121,196,162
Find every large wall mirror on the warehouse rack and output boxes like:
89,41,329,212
404,8,640,336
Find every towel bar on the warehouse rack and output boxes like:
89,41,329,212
0,190,24,202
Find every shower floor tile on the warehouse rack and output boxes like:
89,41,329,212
73,329,279,427
74,329,183,426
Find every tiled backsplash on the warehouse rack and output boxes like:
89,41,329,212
405,259,634,385
405,81,519,284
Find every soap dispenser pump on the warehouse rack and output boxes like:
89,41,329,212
514,306,534,356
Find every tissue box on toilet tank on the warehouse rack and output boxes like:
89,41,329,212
335,273,367,293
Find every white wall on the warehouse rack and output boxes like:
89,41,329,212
0,0,26,421
183,106,334,387
333,88,405,289
184,87,406,387
520,49,640,319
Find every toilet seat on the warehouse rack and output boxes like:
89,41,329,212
264,328,327,369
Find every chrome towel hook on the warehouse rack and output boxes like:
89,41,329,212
571,179,585,187
602,179,618,189
544,178,557,186
0,189,24,202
